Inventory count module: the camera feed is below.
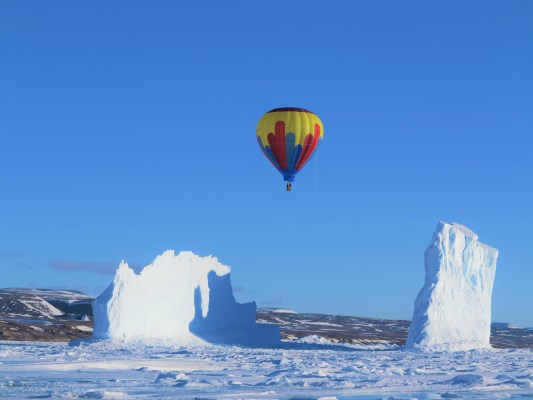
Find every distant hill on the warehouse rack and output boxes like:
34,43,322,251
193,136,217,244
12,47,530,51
0,288,93,320
0,288,94,341
1,288,532,348
256,310,533,349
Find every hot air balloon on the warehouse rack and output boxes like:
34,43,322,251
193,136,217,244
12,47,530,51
256,107,324,191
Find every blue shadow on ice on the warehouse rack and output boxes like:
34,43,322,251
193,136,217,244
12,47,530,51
189,271,280,348
189,271,357,351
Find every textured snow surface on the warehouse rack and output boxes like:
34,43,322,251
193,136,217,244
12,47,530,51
92,250,279,346
1,340,533,399
407,222,499,351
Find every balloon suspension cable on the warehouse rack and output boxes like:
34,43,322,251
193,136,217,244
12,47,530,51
314,149,319,192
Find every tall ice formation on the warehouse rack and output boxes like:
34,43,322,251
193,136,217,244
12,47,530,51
92,250,280,347
406,222,498,351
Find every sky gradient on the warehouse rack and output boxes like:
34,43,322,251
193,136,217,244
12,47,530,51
1,1,532,325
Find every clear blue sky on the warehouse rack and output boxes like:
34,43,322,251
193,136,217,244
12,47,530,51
1,1,532,326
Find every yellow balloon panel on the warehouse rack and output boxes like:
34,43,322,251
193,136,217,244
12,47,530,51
256,109,324,148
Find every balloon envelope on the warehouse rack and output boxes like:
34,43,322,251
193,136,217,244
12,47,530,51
256,107,324,183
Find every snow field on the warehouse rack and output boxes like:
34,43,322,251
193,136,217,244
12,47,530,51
1,340,533,399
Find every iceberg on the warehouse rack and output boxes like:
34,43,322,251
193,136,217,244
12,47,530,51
406,222,498,351
92,250,280,347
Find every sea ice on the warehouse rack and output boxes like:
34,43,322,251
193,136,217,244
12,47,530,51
1,340,533,399
406,221,498,351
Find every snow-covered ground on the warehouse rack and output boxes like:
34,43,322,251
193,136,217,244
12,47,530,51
1,340,533,399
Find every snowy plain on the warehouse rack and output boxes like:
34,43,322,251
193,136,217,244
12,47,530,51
1,339,533,399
